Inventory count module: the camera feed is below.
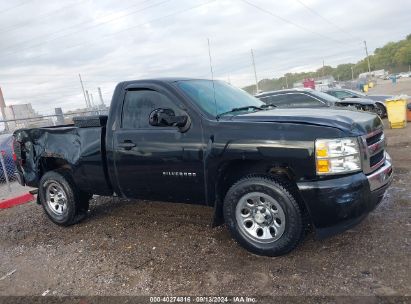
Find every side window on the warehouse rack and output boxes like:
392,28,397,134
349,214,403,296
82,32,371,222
262,94,290,106
122,90,181,129
287,93,325,107
334,91,350,99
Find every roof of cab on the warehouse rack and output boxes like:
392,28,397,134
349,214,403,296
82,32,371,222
255,88,314,97
119,77,212,86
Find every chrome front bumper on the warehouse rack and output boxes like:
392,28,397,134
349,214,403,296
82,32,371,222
366,152,393,191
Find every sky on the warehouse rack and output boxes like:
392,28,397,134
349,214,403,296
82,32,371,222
0,0,410,114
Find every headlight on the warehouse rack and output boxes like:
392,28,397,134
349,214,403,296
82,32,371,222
315,138,361,175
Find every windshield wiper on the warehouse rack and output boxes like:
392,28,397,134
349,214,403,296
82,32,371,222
217,105,274,119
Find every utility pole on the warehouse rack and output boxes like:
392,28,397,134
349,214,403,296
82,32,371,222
90,93,95,108
98,87,105,106
351,66,354,81
363,40,371,74
79,74,89,108
251,49,259,94
322,59,325,78
285,75,289,89
86,90,91,109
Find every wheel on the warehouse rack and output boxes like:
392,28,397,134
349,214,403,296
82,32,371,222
375,104,386,118
39,170,88,226
223,175,305,256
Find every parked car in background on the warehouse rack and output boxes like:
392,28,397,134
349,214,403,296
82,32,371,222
0,134,16,182
255,88,379,116
398,72,411,78
324,88,390,117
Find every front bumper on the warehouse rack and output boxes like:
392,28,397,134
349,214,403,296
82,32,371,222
297,153,393,238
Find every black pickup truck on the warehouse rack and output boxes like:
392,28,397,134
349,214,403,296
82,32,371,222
13,78,393,256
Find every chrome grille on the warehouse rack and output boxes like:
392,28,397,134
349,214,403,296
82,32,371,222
360,129,386,174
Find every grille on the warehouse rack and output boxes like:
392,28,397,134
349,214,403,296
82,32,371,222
370,150,384,167
366,131,383,146
362,129,385,174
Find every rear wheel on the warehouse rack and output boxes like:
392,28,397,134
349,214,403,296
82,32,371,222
223,175,305,256
39,170,88,226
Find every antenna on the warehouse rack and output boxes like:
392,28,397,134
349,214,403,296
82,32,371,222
207,38,218,118
251,49,259,94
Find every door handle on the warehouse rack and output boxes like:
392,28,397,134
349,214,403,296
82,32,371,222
118,141,136,150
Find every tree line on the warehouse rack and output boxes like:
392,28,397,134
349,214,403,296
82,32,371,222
243,34,411,94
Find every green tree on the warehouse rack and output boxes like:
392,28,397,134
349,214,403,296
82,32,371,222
242,34,411,92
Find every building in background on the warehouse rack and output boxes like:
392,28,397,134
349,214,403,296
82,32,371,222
0,87,53,132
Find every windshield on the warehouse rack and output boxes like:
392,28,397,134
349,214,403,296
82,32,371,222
310,90,341,102
177,80,264,117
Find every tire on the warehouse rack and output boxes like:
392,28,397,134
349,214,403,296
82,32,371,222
375,104,386,118
223,175,305,256
39,170,88,226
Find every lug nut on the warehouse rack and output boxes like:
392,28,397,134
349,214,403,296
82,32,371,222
261,207,266,213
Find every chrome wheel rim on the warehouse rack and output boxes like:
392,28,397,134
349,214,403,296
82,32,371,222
45,182,67,216
235,192,286,243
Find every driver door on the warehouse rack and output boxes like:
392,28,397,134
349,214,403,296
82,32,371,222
113,88,206,204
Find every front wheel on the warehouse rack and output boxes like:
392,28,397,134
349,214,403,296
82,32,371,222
223,176,305,256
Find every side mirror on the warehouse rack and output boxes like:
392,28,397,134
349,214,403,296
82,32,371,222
149,108,189,129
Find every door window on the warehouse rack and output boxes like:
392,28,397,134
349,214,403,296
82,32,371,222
121,90,182,129
332,91,352,99
261,93,325,107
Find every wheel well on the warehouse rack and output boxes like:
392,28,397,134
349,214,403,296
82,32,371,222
216,160,294,202
375,101,387,109
212,160,297,227
38,157,72,179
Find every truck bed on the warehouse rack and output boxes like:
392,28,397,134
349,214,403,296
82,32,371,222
13,120,112,196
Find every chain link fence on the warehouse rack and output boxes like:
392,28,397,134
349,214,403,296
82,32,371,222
0,107,109,201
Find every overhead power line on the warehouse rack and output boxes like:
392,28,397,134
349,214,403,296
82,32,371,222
0,0,166,57
239,0,359,46
1,0,216,67
294,0,361,42
0,1,80,34
0,0,32,14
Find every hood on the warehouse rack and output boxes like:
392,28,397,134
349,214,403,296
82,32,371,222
366,95,392,102
226,108,382,136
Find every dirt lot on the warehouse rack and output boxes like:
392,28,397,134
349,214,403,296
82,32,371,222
0,126,410,298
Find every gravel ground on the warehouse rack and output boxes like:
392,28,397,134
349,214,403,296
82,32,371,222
0,123,410,298
370,77,411,96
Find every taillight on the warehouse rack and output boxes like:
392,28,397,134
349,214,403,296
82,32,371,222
12,138,22,165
